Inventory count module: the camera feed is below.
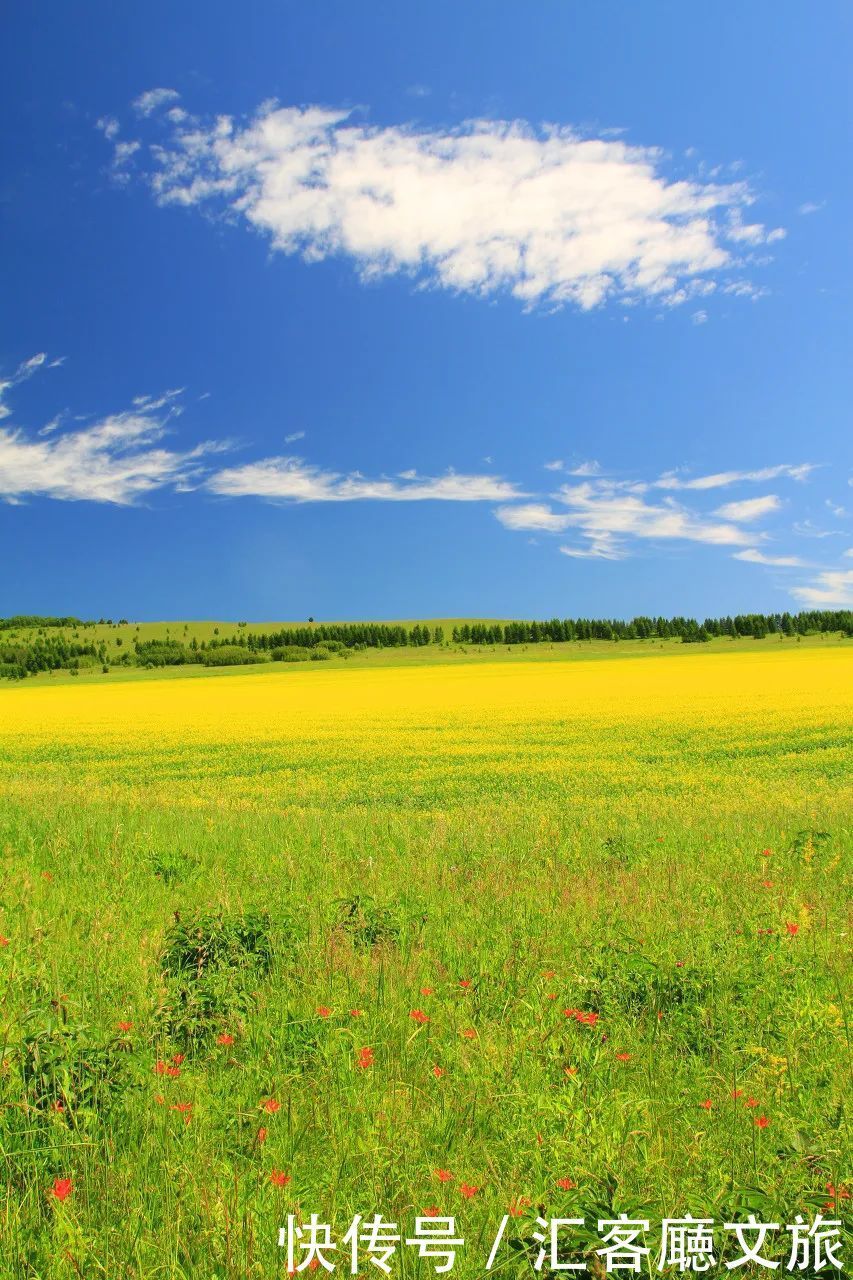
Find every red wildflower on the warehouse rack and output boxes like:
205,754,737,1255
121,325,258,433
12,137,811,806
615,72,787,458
270,1170,291,1187
546,993,557,1000
154,1060,167,1075
459,979,472,989
349,1009,362,1018
731,1089,743,1100
41,872,53,882
257,1127,268,1144
826,1183,850,1201
216,1033,235,1046
51,1177,72,1201
508,1197,531,1216
420,987,434,996
786,922,799,936
155,1094,165,1105
166,1065,181,1078
356,1047,374,1069
699,1100,713,1110
556,1177,576,1190
117,1021,133,1032
410,1009,429,1024
432,1065,445,1078
762,881,773,888
421,1206,441,1217
170,1102,192,1114
755,1115,770,1129
745,1096,760,1108
262,1098,281,1114
563,1066,578,1077
563,1008,578,1018
459,1183,480,1199
460,1028,477,1039
316,1006,331,1018
434,1169,453,1182
761,848,772,856
51,1100,64,1112
577,1011,599,1026
171,1053,185,1065
542,970,556,979
0,935,9,947
615,1052,632,1061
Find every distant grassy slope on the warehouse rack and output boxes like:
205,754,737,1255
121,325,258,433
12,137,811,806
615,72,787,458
1,629,848,689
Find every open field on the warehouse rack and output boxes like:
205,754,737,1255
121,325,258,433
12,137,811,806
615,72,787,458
0,644,849,1276
5,628,849,688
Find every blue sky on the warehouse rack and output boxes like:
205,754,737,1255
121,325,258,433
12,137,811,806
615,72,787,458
1,2,851,621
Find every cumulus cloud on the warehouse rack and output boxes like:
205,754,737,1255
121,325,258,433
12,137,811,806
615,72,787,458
110,99,784,311
791,568,853,607
733,548,806,567
207,458,527,503
714,494,781,521
132,87,181,117
655,463,813,491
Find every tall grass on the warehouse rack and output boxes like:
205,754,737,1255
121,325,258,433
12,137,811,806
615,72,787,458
0,647,849,1276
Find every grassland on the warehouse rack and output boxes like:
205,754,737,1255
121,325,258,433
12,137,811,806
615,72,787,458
0,642,849,1276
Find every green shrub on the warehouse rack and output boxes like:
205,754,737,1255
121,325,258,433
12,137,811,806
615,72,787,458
271,645,310,662
201,646,264,667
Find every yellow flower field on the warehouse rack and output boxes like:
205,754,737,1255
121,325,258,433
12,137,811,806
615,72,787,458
0,643,849,1276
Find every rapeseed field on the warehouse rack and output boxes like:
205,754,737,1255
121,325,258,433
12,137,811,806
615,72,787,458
0,645,849,1276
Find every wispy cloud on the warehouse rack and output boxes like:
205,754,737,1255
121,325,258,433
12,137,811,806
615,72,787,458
0,368,218,505
733,548,806,567
132,87,180,117
108,98,784,312
207,458,527,503
714,494,781,521
655,463,814,491
496,480,754,558
284,430,305,444
791,568,853,607
0,352,61,420
0,409,217,504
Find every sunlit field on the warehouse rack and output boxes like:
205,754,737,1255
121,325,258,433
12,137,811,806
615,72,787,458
0,644,849,1276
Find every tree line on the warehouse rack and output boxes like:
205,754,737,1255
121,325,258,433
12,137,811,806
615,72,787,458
0,610,849,680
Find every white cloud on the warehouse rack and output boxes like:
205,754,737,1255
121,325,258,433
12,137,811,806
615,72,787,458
117,100,783,312
798,201,824,216
655,463,814,491
544,459,564,472
559,535,622,560
495,502,573,532
496,479,754,557
0,407,216,504
96,115,120,141
568,460,602,477
791,569,853,607
692,309,708,325
284,430,305,443
0,352,58,420
132,87,180,117
207,457,526,503
714,494,781,521
733,548,806,567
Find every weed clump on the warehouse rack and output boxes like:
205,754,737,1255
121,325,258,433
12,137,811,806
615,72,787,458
157,908,278,1046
